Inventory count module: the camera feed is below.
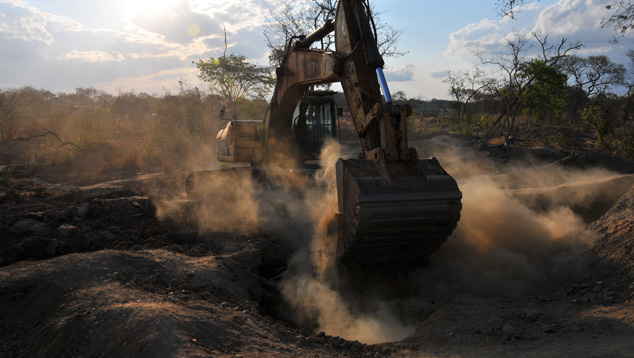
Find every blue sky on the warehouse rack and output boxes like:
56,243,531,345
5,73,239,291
0,0,632,99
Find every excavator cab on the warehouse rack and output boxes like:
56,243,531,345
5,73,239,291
292,91,339,159
215,91,339,164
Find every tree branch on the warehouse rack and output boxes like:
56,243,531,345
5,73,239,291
8,129,81,150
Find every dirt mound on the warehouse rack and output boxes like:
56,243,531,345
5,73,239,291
588,185,634,276
555,151,634,174
0,249,329,357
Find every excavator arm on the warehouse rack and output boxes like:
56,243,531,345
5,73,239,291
255,0,462,265
264,39,341,166
331,0,462,265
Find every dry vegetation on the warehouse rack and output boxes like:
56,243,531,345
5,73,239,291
0,84,268,184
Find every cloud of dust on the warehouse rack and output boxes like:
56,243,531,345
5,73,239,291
152,133,626,344
405,154,631,300
411,174,592,299
152,166,262,234
282,138,627,343
151,138,412,344
282,273,417,344
280,139,419,344
189,171,261,233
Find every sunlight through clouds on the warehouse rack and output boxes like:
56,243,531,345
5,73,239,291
0,0,632,98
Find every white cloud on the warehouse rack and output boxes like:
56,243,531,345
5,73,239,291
444,19,502,61
0,12,54,45
530,0,629,55
445,0,633,65
533,0,607,34
430,70,449,79
65,50,125,62
385,64,415,82
127,1,221,44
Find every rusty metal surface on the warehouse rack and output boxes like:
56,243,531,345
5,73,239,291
334,0,383,152
265,50,340,165
336,157,462,265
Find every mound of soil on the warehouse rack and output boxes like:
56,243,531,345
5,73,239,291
555,151,634,174
589,185,634,276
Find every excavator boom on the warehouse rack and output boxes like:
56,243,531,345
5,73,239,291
332,0,461,264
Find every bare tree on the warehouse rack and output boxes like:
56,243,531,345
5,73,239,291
623,49,634,122
443,68,494,122
495,0,539,18
563,55,626,96
479,32,580,136
603,1,634,36
263,0,406,67
562,54,627,123
479,32,531,136
0,88,28,142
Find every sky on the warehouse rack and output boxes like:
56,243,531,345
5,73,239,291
0,0,632,100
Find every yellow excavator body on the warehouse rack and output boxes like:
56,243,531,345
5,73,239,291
186,0,462,266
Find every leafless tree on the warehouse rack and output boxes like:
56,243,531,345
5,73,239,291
495,0,539,18
479,32,581,136
444,68,495,122
603,1,634,36
623,49,634,122
0,88,28,142
263,0,406,67
561,54,627,123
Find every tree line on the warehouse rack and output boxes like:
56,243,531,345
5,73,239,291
441,31,634,156
0,83,269,174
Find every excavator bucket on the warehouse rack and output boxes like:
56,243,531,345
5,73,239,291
335,156,462,265
327,0,462,266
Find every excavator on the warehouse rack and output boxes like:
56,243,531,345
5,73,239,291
186,0,462,266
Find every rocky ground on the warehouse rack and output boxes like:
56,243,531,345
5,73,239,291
1,137,634,358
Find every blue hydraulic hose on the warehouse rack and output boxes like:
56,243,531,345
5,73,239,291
376,67,392,103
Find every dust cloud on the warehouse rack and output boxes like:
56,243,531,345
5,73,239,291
281,273,417,344
280,139,419,344
153,166,262,234
282,139,622,344
153,135,623,345
413,174,593,300
404,138,612,299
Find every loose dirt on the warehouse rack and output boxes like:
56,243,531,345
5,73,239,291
2,138,634,357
